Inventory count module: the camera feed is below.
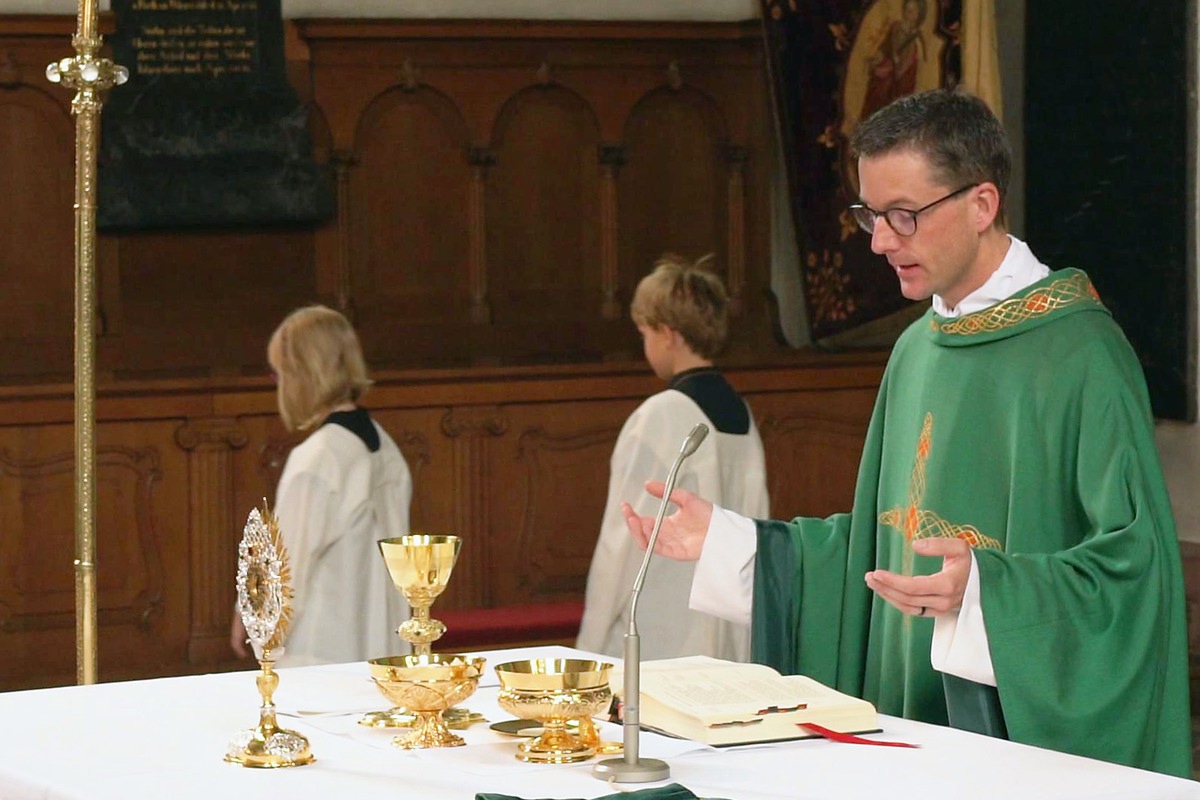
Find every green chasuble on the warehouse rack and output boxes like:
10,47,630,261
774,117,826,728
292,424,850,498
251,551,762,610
752,269,1191,777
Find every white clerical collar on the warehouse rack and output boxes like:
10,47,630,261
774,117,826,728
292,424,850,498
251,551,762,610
932,235,1051,318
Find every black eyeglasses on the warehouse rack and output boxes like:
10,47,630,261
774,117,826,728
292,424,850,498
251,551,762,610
848,183,978,237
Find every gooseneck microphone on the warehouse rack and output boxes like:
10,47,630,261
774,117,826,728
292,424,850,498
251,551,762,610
593,422,709,783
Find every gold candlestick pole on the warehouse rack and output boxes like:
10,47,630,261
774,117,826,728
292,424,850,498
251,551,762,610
46,0,128,686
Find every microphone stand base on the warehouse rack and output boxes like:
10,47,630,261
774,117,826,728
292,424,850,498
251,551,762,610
591,756,670,783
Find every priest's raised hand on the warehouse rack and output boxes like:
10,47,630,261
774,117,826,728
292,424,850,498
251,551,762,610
864,537,972,618
621,480,714,561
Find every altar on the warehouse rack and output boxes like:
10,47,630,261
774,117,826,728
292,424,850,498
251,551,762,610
0,645,1195,800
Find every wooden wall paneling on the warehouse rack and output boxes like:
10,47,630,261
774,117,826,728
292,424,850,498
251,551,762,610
239,20,775,376
724,144,748,316
438,405,507,609
350,86,472,336
467,146,495,325
0,81,73,381
174,417,248,664
484,82,604,362
303,105,345,317
751,388,877,520
0,358,889,687
0,15,881,685
0,419,189,689
485,84,601,356
107,229,318,378
486,398,634,608
619,85,728,305
598,145,625,320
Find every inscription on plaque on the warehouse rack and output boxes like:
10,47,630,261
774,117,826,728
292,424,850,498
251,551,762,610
99,0,332,229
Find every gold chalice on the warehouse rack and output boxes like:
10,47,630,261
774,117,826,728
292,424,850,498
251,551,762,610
495,659,613,764
369,654,486,748
379,534,460,653
362,535,487,730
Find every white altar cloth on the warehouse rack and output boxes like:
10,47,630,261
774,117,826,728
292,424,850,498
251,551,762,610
0,646,1195,800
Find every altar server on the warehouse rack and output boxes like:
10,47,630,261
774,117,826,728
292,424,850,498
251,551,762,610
231,305,411,666
577,255,769,661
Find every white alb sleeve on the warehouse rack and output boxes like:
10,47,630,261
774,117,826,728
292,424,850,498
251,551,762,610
929,552,997,686
688,505,757,626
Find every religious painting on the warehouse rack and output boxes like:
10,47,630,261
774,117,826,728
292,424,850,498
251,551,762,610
760,0,963,343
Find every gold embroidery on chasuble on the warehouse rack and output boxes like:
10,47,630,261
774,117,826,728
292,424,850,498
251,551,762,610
931,271,1100,336
878,413,1002,553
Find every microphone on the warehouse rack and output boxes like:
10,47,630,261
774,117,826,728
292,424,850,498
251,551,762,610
593,422,708,783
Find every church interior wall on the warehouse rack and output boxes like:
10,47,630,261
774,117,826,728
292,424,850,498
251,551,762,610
0,9,886,689
2,2,1198,703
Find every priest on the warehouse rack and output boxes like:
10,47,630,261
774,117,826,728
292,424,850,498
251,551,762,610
621,89,1192,777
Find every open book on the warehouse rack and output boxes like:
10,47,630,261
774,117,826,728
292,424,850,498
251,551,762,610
615,656,879,746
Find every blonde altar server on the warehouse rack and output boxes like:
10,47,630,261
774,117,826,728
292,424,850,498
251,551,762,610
577,255,769,661
231,305,411,666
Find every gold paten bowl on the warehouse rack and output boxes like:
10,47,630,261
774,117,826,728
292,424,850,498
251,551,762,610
369,654,486,749
495,659,613,764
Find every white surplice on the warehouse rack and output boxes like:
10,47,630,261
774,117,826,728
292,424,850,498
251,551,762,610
577,388,770,661
275,420,412,667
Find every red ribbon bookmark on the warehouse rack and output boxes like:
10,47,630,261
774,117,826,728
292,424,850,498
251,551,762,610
798,722,920,748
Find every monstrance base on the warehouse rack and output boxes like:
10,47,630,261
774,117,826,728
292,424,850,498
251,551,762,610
224,726,315,768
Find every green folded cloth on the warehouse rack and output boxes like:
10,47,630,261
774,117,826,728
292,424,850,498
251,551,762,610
476,782,702,800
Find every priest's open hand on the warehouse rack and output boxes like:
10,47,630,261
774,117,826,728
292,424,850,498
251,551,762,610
622,480,713,561
863,537,972,617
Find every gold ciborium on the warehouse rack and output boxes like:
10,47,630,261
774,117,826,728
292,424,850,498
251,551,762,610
496,659,613,764
369,654,486,748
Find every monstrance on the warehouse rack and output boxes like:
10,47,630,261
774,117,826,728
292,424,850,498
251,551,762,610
224,503,314,768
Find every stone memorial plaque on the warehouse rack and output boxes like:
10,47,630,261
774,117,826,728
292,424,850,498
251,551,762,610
99,0,332,228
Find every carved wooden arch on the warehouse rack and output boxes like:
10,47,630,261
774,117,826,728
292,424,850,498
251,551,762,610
619,83,730,150
346,85,474,333
353,83,472,153
484,83,604,337
617,84,749,314
486,81,603,152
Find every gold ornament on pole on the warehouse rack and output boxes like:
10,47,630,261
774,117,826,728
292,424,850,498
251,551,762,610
46,0,129,687
225,502,314,768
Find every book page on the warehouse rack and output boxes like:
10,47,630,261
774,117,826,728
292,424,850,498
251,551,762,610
644,672,811,717
636,659,816,722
